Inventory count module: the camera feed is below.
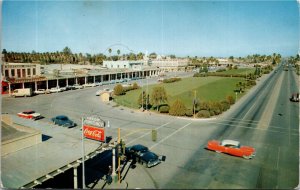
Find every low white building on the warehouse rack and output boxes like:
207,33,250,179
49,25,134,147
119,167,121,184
103,60,145,70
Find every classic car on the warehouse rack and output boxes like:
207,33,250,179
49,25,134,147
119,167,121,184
51,115,76,128
206,139,256,159
17,110,42,120
140,151,166,168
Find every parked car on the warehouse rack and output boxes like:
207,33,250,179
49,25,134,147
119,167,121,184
140,151,165,168
102,81,110,85
95,82,103,86
126,144,149,158
83,83,96,88
73,84,83,89
34,89,50,94
17,110,42,120
96,88,110,96
206,139,256,159
60,86,67,91
66,85,76,90
49,87,63,93
51,115,76,128
12,88,33,97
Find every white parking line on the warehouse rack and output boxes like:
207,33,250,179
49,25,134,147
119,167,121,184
150,122,192,150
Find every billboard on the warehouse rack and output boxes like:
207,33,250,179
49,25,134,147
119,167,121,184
83,125,105,141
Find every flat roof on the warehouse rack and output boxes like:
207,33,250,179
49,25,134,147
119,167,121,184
1,115,103,188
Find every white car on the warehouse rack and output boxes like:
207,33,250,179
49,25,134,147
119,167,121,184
60,86,67,91
96,88,110,96
50,87,62,93
95,82,103,86
34,89,50,94
83,83,96,88
73,84,83,89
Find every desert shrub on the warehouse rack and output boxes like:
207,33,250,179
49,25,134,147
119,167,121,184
132,82,139,90
196,110,211,118
163,77,181,83
210,102,222,115
114,84,124,96
159,105,170,113
185,109,194,117
199,101,210,110
193,73,207,77
226,95,235,105
220,100,230,111
169,99,186,116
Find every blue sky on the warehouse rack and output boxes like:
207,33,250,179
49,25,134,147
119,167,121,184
2,0,299,57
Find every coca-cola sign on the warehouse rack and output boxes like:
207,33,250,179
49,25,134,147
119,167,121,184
83,125,105,141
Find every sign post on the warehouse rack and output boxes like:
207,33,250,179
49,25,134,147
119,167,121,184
81,115,106,188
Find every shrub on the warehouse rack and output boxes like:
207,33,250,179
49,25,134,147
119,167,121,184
169,99,186,116
226,95,235,105
162,77,181,83
114,84,124,96
196,110,211,118
159,105,170,113
220,100,230,111
216,68,226,72
185,109,194,117
210,102,222,115
199,101,210,110
193,73,207,77
132,82,139,90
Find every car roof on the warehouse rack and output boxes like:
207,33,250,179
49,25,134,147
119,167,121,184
56,115,68,119
131,144,148,151
221,139,240,146
23,110,34,113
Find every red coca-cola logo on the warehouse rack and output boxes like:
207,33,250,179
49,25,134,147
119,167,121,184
83,125,105,141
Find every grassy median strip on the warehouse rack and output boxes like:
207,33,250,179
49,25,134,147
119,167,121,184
114,76,246,109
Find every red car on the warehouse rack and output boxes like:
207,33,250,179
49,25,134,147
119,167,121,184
206,139,255,159
17,110,42,120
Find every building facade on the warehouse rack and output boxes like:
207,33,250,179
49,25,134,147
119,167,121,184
2,63,41,79
103,60,145,70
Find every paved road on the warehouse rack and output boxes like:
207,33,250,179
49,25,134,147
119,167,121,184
1,68,298,189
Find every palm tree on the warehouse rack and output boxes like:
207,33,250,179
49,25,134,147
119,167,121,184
117,49,120,60
108,48,112,60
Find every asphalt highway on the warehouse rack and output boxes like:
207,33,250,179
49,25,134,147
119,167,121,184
1,67,298,189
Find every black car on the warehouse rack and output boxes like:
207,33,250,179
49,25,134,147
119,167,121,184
51,115,76,128
140,151,166,168
126,144,149,158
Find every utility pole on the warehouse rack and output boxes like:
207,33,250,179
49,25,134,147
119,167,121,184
193,90,196,118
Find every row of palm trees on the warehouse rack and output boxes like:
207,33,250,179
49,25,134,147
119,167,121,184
1,47,146,64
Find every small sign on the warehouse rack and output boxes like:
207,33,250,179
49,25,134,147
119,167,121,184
83,125,105,141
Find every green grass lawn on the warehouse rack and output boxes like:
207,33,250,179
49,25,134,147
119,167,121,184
114,76,246,109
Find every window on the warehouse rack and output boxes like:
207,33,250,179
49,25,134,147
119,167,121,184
33,68,36,75
117,65,120,68
22,69,26,77
11,69,15,77
17,69,21,78
5,70,9,77
27,68,31,76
